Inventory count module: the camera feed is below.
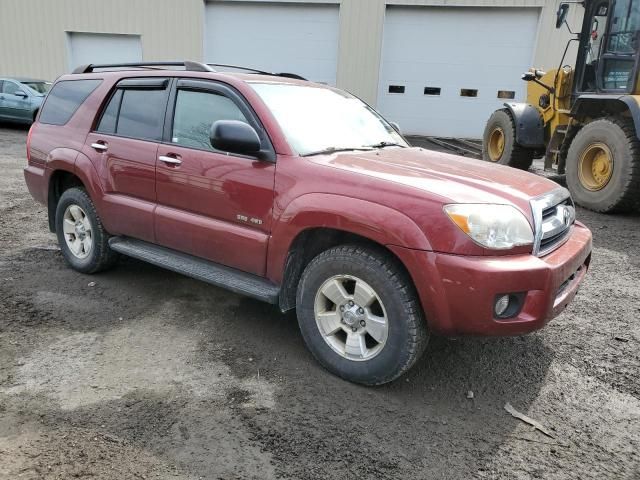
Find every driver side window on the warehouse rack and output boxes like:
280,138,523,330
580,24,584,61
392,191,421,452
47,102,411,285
171,89,248,151
580,3,609,91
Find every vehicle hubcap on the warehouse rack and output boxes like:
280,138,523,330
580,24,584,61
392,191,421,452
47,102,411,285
314,275,388,361
578,142,613,191
62,204,93,259
488,127,505,161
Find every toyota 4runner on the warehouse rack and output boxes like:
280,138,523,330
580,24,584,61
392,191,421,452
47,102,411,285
24,61,592,385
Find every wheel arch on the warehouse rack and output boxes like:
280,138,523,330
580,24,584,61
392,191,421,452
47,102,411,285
47,169,85,232
269,194,432,312
277,227,415,312
570,95,640,138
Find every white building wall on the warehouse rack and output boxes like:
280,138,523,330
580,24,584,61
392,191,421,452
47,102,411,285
0,0,203,81
0,0,584,105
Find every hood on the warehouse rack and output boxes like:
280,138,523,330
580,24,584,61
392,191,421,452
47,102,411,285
310,147,560,215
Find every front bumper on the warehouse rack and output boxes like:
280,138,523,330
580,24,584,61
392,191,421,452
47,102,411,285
390,222,592,336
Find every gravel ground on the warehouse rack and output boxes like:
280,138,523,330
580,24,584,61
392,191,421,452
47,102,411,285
0,124,638,479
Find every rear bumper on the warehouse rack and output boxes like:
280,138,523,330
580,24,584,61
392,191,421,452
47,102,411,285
390,222,592,336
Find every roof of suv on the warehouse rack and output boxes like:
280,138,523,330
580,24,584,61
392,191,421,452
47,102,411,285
69,61,310,85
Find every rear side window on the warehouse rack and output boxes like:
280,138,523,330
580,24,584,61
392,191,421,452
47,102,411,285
39,79,101,125
96,80,168,141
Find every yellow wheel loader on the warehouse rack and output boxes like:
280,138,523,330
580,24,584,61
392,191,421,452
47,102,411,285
483,0,640,213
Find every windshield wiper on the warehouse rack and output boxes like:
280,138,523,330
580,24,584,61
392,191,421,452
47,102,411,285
366,141,407,149
302,146,374,157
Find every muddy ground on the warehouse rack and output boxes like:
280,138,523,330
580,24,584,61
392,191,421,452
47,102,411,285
0,124,638,479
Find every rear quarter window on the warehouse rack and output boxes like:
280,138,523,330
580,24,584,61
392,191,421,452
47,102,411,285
39,79,102,125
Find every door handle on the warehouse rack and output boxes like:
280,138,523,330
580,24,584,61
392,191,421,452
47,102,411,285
158,155,182,165
91,142,108,151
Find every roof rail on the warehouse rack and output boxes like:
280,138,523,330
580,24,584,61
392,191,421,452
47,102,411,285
207,63,307,81
72,61,215,74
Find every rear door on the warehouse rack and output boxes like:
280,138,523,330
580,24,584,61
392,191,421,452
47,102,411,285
155,78,276,276
83,77,170,242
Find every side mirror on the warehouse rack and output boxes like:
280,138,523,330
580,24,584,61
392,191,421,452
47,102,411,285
14,90,28,98
210,120,261,156
556,3,570,29
389,121,401,133
521,72,536,82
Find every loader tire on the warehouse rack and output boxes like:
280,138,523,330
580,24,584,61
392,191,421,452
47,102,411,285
482,109,535,170
566,117,640,213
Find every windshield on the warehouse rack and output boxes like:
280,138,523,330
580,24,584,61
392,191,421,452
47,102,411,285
250,82,407,156
22,81,51,95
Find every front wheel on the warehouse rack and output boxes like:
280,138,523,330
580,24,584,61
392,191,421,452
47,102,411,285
482,109,535,170
296,245,428,385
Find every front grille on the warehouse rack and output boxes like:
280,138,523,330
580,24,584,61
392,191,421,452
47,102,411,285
530,189,575,257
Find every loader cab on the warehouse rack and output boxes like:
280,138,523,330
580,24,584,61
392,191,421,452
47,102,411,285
572,0,640,95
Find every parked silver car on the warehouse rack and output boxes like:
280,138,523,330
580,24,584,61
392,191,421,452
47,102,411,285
0,77,51,124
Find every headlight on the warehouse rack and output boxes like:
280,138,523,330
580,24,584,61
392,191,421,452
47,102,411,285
444,204,534,250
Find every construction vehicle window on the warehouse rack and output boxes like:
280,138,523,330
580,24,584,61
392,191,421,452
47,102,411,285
607,0,640,54
601,0,640,90
580,3,609,91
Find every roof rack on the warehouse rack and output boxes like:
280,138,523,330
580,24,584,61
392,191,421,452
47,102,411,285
72,60,308,81
207,63,307,81
72,61,215,74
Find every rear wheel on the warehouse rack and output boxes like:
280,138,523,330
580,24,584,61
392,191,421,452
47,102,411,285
296,245,428,385
566,117,640,213
55,187,119,273
482,109,535,170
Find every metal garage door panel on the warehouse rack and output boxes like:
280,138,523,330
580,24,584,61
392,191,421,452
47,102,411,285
67,33,142,72
377,7,540,138
205,2,339,85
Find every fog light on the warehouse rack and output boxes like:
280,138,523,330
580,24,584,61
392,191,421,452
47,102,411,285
494,295,510,317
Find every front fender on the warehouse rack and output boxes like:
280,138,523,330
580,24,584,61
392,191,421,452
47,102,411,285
503,102,545,148
266,193,432,283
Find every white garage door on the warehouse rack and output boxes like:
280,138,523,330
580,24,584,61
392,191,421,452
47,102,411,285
66,32,142,72
205,2,339,85
377,7,540,138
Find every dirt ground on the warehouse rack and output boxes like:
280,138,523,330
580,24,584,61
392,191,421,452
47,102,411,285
0,124,638,479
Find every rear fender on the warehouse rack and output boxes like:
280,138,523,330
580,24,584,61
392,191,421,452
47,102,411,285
46,150,106,232
266,193,432,284
503,102,545,148
570,94,640,138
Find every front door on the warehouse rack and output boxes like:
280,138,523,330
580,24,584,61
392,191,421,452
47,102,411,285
155,79,276,276
82,77,170,242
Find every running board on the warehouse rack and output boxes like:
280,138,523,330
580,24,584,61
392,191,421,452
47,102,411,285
108,237,280,304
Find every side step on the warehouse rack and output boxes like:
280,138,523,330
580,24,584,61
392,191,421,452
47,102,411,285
109,237,280,304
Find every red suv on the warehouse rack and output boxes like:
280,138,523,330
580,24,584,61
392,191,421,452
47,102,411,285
24,61,592,385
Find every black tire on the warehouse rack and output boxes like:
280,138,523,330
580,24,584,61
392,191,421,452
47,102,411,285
566,117,640,213
482,109,535,170
55,187,119,274
296,245,428,385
